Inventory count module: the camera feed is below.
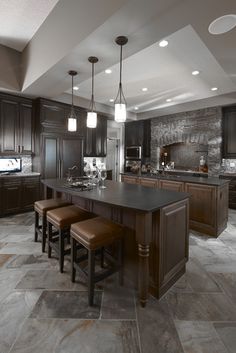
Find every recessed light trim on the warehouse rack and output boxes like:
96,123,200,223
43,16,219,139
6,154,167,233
192,70,200,76
73,86,79,90
105,69,112,74
211,87,218,91
209,14,236,35
109,98,114,102
142,87,148,92
134,106,139,110
159,40,168,47
166,98,172,102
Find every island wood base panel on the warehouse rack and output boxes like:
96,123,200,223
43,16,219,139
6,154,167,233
71,194,189,301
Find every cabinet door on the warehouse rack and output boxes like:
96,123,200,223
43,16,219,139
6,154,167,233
95,116,107,156
41,134,60,179
60,136,83,177
21,177,40,210
20,103,33,154
2,179,21,215
222,106,236,158
0,99,19,153
143,120,150,157
159,180,184,192
125,121,143,147
41,101,66,129
122,175,138,184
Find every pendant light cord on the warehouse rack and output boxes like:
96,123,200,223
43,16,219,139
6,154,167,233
91,62,94,112
71,75,74,107
119,45,123,103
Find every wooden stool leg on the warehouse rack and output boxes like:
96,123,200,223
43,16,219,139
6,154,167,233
118,239,124,286
34,211,39,242
42,215,47,253
71,237,76,282
88,250,95,306
59,229,65,273
47,221,52,258
100,247,104,268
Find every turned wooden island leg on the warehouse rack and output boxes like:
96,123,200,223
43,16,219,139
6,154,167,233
136,212,152,307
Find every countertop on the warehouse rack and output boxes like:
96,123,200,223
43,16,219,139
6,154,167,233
0,172,40,178
42,178,189,213
121,172,230,187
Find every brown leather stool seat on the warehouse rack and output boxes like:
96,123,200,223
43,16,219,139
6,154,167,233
47,205,95,273
34,198,71,252
70,216,124,306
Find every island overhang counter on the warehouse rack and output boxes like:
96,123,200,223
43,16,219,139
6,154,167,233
41,178,190,307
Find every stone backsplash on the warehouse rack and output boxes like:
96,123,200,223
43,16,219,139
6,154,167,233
150,107,223,176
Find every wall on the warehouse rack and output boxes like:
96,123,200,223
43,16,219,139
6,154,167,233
150,107,222,176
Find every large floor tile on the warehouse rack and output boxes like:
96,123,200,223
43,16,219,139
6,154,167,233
166,292,236,321
136,297,184,353
175,320,228,353
0,269,26,303
10,319,140,353
30,290,102,319
16,269,88,290
214,322,236,353
6,254,58,270
101,281,136,319
0,291,42,353
0,254,13,268
211,273,236,304
0,242,42,255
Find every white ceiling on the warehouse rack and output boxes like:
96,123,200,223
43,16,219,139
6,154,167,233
0,0,60,51
0,0,236,118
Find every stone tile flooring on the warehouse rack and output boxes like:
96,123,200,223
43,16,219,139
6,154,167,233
0,209,236,353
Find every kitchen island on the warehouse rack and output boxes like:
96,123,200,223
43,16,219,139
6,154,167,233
121,173,229,237
42,178,189,307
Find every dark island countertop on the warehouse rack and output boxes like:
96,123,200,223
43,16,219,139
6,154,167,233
121,172,230,187
41,178,189,213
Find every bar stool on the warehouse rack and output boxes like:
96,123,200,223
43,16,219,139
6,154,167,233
34,199,71,252
70,216,124,306
47,205,95,273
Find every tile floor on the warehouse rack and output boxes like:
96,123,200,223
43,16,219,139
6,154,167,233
0,209,236,353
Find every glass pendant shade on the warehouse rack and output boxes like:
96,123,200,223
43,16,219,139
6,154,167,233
115,103,126,122
67,70,77,132
87,111,97,128
87,56,98,128
114,36,128,123
68,109,77,132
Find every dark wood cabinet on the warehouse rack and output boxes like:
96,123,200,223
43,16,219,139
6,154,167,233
82,114,107,157
125,119,150,158
0,175,40,216
41,133,83,179
0,99,18,154
0,94,33,155
222,105,236,158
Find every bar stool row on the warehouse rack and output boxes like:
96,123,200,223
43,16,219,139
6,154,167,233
34,199,124,306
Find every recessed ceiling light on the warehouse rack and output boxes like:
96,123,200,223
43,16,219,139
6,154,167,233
192,70,200,76
73,86,79,90
109,98,114,102
105,69,112,74
209,14,236,35
166,98,172,102
134,107,139,110
159,40,168,47
211,87,218,91
142,87,148,92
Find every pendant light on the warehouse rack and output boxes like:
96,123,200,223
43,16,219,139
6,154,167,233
67,70,77,132
87,56,98,128
114,36,128,123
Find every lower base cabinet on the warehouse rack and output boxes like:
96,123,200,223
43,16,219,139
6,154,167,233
0,175,40,216
121,174,228,237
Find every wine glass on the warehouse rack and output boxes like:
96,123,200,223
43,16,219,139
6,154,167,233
91,166,98,186
100,167,107,189
84,165,92,185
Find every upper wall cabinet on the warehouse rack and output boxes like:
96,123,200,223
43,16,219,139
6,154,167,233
34,98,107,158
0,94,33,155
222,106,236,158
125,119,150,158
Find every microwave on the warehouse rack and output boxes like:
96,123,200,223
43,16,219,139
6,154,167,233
126,146,142,160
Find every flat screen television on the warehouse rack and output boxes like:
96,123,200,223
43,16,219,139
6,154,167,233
0,158,22,173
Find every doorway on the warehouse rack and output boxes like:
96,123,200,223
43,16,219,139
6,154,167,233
106,138,120,181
